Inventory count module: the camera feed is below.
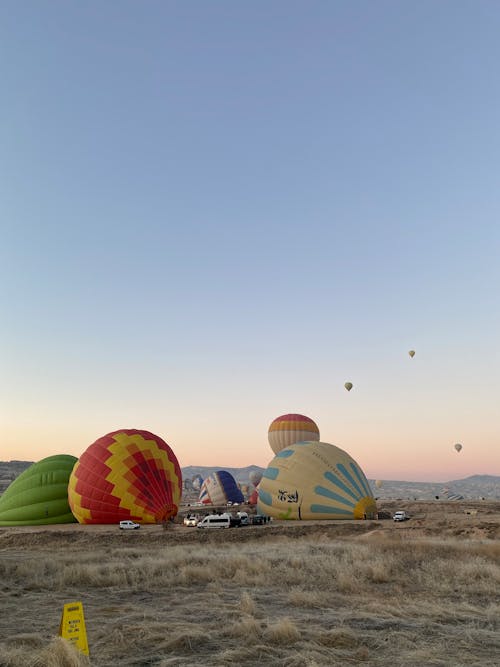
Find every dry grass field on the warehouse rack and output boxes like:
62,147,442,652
1,501,499,667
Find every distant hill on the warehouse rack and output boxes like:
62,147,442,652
366,475,500,501
182,467,500,500
1,461,499,500
0,460,33,494
450,474,500,484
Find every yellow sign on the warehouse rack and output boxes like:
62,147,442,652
59,601,89,656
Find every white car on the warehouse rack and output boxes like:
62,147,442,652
119,520,140,530
393,511,409,522
183,515,198,527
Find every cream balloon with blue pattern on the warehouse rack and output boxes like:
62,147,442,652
257,441,377,520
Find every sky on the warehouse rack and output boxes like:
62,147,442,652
1,1,499,482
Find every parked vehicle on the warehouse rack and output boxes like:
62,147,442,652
393,511,409,522
119,520,140,530
250,514,269,525
183,514,198,527
197,513,231,529
237,511,249,526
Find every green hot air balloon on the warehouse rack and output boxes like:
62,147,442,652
0,455,78,526
344,382,353,392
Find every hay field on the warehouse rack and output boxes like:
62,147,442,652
1,501,499,667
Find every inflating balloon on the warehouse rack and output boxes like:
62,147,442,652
68,429,182,524
268,413,320,456
192,474,203,491
248,488,258,505
0,455,77,526
198,471,244,505
257,441,377,520
249,470,263,487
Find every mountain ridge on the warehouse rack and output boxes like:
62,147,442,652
1,461,499,499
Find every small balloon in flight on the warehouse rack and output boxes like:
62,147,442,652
408,350,415,358
344,382,353,392
454,443,462,453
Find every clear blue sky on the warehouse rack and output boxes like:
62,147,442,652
2,1,499,482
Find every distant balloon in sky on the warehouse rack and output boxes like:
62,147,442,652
344,382,353,392
257,441,377,521
454,443,462,453
0,455,77,526
408,350,415,358
268,413,320,456
68,429,182,524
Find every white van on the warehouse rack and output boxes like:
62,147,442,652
197,513,231,529
119,520,140,530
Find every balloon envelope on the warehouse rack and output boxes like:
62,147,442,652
268,413,320,455
408,350,415,358
0,455,77,526
375,480,383,489
454,443,462,453
248,489,259,505
249,470,263,487
68,429,182,524
257,441,377,520
192,474,203,491
198,471,244,506
344,382,353,391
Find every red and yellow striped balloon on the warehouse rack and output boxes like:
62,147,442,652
268,413,320,455
68,429,182,524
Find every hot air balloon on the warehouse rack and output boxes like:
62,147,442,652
68,429,182,524
268,414,320,456
0,455,77,526
441,487,464,501
257,441,377,520
192,474,203,491
408,350,415,358
249,470,263,487
248,488,259,505
454,443,462,453
344,382,353,392
198,471,244,506
375,480,383,489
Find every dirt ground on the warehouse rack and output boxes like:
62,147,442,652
1,500,499,667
